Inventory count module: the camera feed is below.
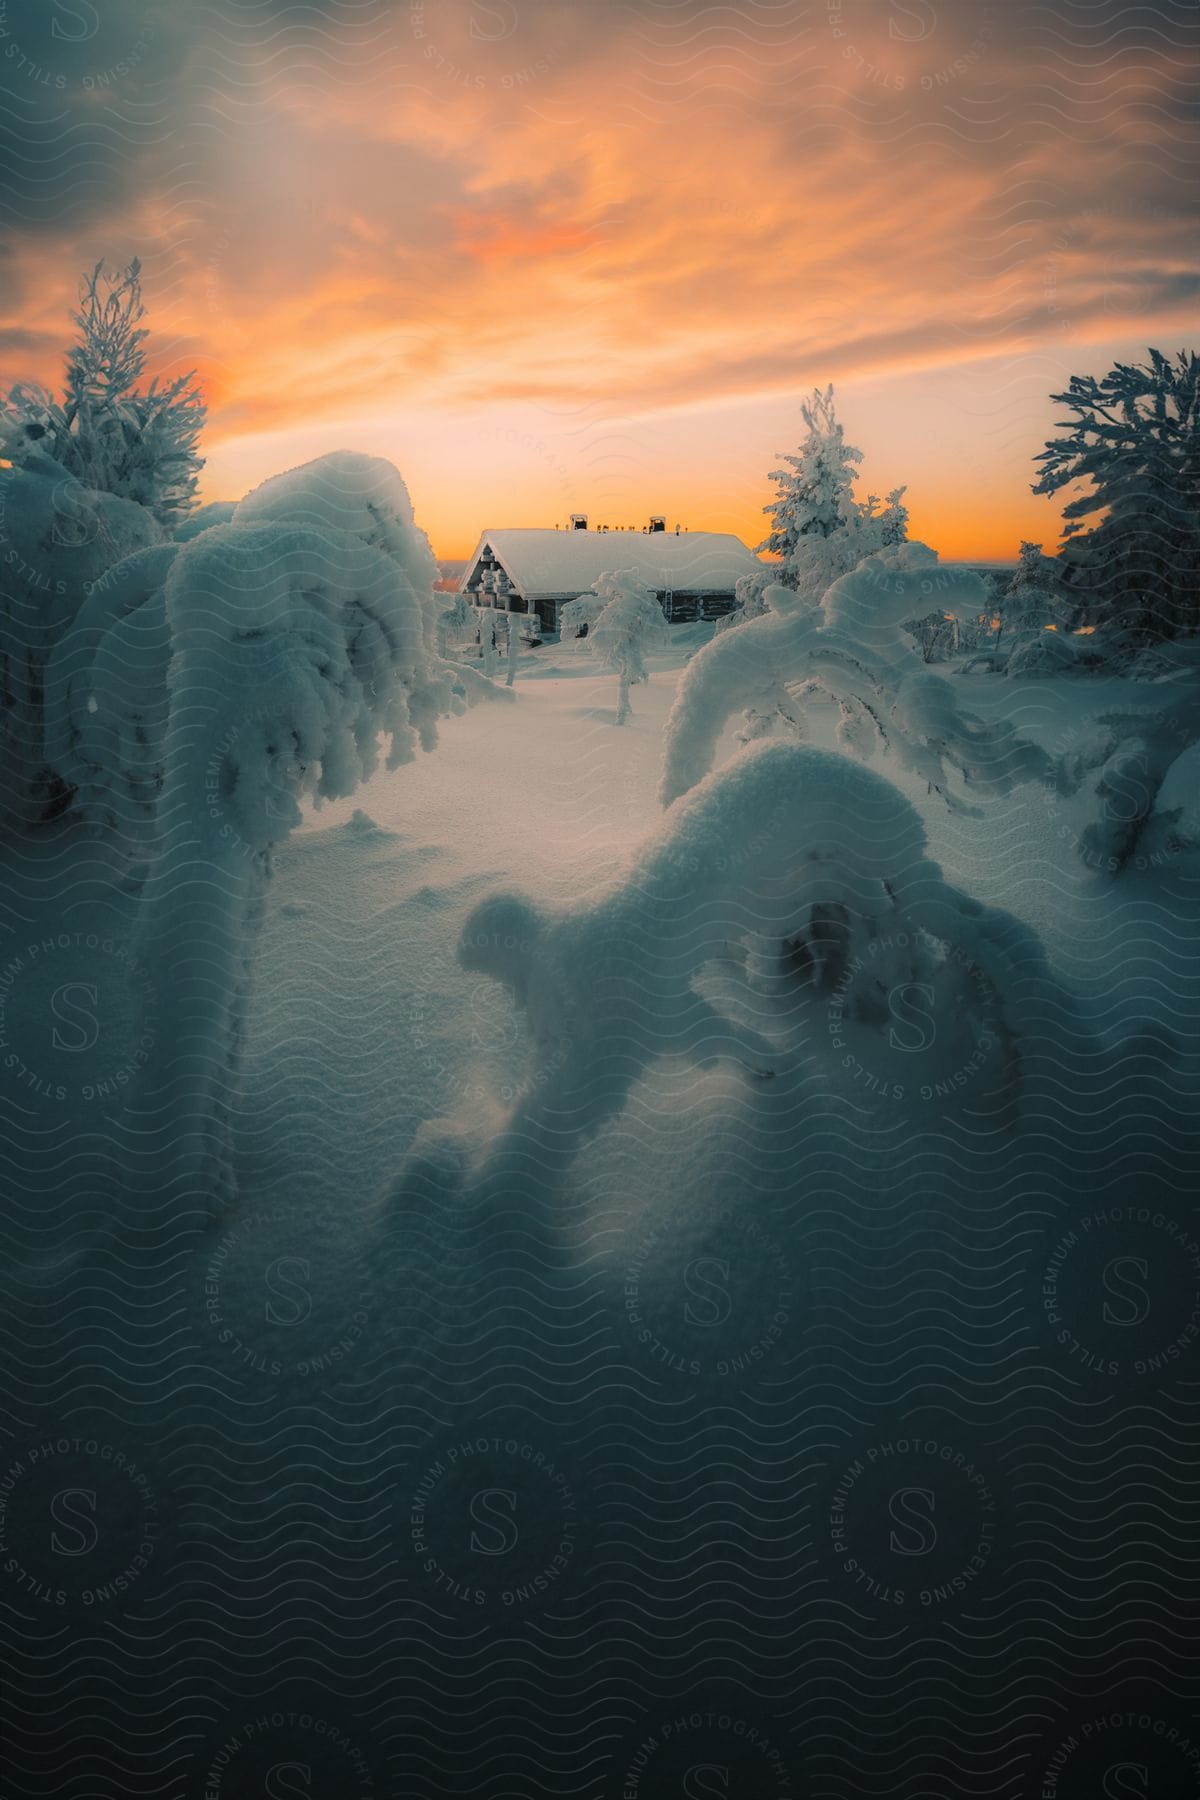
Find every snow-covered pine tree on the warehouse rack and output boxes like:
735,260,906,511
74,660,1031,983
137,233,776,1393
1032,348,1200,640
759,389,910,608
437,591,476,656
758,386,865,581
864,485,910,548
559,569,667,724
0,259,206,531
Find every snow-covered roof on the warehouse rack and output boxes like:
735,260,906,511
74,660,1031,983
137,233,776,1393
461,529,764,598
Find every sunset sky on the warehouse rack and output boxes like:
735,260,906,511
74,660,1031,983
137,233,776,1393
1,0,1196,559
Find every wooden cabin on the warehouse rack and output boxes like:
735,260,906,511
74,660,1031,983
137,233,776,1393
459,517,765,636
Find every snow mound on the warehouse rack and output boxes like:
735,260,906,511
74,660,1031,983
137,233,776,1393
1005,629,1082,677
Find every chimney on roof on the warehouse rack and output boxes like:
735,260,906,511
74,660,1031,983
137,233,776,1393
570,512,588,530
649,515,665,534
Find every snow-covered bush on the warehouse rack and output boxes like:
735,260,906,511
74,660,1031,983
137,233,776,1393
1004,628,1083,679
0,260,205,532
714,568,775,635
46,454,512,851
0,450,163,827
660,543,1050,810
399,740,1050,1198
559,569,667,724
1050,667,1200,873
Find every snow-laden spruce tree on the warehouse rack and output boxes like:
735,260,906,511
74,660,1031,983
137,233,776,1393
757,384,909,602
759,385,863,570
559,569,667,723
1032,348,1200,640
659,542,1049,810
1004,541,1069,635
0,260,206,827
0,260,205,531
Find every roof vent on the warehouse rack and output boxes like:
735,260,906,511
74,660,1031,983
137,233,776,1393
648,515,666,534
570,512,588,531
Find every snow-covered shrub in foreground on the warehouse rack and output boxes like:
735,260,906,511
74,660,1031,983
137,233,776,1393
559,568,668,724
660,543,1050,810
46,454,509,843
400,739,1050,1198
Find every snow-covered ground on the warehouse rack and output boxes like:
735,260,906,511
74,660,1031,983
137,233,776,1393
4,625,1199,1798
227,629,1196,1214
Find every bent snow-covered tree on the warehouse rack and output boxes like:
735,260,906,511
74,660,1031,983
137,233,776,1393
559,569,667,724
659,543,1050,810
85,453,489,1208
396,740,1052,1202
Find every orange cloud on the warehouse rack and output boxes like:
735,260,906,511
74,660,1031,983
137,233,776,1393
0,1,1194,559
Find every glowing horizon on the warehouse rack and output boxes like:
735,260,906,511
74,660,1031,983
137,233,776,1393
1,2,1196,564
